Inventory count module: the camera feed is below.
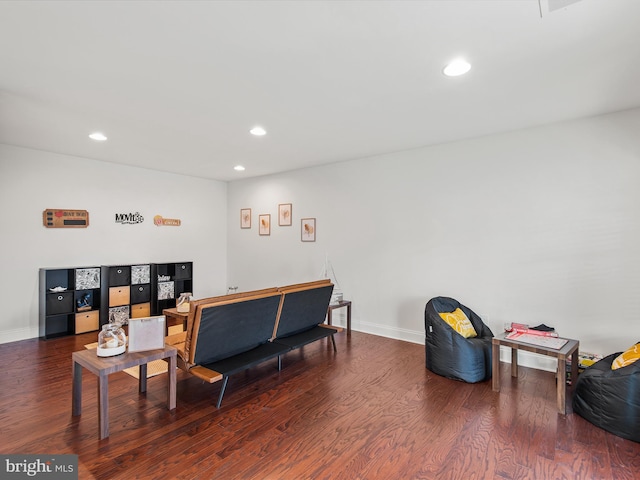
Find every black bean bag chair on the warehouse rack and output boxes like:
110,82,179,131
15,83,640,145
424,297,493,383
572,350,640,443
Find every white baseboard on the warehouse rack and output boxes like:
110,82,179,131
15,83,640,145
356,320,424,344
354,322,558,373
0,327,39,345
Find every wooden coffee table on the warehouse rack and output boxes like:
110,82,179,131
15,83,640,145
492,332,579,414
72,345,177,439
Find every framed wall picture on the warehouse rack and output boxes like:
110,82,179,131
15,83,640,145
259,214,271,236
278,203,292,226
301,218,316,242
241,208,251,229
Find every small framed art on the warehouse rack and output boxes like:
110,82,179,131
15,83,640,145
278,203,292,226
241,208,251,229
301,218,316,242
259,214,271,236
128,316,166,353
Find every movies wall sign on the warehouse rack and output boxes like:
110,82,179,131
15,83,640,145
115,212,144,224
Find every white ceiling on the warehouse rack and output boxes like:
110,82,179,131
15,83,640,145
1,0,640,182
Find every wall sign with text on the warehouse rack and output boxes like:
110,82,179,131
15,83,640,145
115,212,144,224
43,209,89,228
154,215,181,226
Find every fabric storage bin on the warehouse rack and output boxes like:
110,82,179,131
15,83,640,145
131,265,150,285
158,281,175,300
109,286,131,307
46,291,74,315
130,284,151,304
75,310,99,333
174,263,192,280
108,266,131,286
108,305,130,324
131,303,151,318
75,268,100,290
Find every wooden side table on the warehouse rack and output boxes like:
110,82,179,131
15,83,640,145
163,307,189,334
72,345,177,439
492,333,579,414
327,300,352,334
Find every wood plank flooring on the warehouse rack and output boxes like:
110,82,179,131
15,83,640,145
1,330,638,479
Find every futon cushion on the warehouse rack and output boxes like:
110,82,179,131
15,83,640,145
612,342,640,370
439,308,477,338
193,295,282,365
275,284,334,338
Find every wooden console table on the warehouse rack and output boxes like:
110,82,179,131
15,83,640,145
492,333,579,414
327,300,352,334
72,345,177,439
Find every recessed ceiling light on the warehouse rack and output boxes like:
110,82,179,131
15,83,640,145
89,132,107,141
234,165,246,171
443,59,471,77
249,126,266,136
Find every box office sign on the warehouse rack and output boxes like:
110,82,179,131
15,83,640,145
1,454,78,479
43,209,89,228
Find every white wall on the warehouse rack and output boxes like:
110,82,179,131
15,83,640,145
0,144,228,343
4,108,640,369
227,108,640,368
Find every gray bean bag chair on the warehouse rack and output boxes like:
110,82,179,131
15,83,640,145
424,296,493,383
572,349,640,443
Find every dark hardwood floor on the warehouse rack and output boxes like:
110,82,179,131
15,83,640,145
1,330,638,479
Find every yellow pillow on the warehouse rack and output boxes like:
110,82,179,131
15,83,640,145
439,308,477,338
612,343,640,370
